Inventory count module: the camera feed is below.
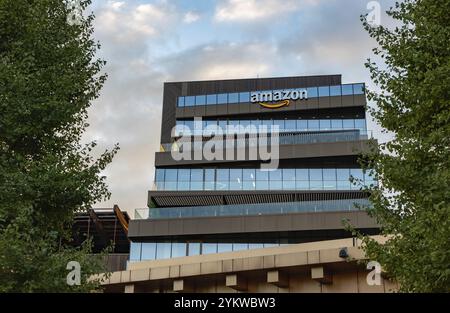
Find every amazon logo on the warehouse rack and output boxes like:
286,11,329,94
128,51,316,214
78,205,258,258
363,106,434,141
251,88,308,109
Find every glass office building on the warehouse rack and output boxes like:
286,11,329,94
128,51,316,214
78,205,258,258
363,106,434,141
128,75,379,262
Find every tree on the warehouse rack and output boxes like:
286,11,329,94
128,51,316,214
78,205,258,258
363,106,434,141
0,0,118,292
356,0,450,292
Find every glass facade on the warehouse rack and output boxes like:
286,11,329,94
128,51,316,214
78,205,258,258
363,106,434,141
177,83,365,107
135,198,371,220
154,168,376,191
174,118,367,136
130,240,285,261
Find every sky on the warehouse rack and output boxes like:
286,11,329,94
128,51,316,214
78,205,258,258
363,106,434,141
85,0,396,214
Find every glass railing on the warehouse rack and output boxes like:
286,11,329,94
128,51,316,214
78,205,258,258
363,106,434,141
160,129,373,152
134,198,370,220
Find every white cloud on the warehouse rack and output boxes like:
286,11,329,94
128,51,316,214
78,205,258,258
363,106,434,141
183,11,200,24
96,1,178,43
214,0,315,22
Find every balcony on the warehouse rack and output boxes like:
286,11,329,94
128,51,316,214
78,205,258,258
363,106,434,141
135,198,370,220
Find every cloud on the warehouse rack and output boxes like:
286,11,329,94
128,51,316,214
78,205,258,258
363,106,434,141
214,0,317,22
95,0,178,43
160,42,279,81
183,11,200,24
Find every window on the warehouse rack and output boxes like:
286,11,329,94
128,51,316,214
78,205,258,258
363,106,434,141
130,242,141,261
337,168,350,181
230,169,242,190
217,243,233,253
248,243,264,249
282,169,295,181
239,92,250,102
156,241,172,259
285,120,296,131
331,119,343,129
204,169,215,190
165,169,177,181
296,169,309,180
202,243,217,254
323,168,336,181
171,243,187,258
310,169,322,181
233,243,248,251
297,120,308,131
188,242,201,256
319,119,331,130
273,120,285,132
243,169,255,181
353,83,365,94
206,94,217,105
318,86,330,97
217,93,228,104
350,168,364,181
178,97,185,107
185,96,195,107
228,93,239,103
195,95,206,106
343,119,355,129
178,169,190,181
307,87,318,97
155,169,165,181
190,169,203,181
141,243,156,260
342,84,353,95
355,119,367,131
330,85,341,96
308,120,319,130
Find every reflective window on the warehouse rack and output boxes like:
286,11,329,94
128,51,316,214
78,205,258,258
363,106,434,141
228,93,239,103
331,119,343,129
202,243,217,254
191,169,203,181
178,97,185,107
307,87,318,97
355,119,367,131
323,168,336,180
232,243,248,251
318,86,330,97
343,119,355,129
350,168,364,181
195,95,206,106
297,120,308,130
308,120,320,130
319,119,331,130
171,243,187,258
156,241,172,259
165,169,177,181
256,170,269,181
282,169,296,181
217,243,233,253
296,169,309,180
217,93,228,104
310,169,323,180
217,169,229,181
155,169,165,181
243,169,255,181
342,84,353,95
330,85,341,96
239,92,250,102
248,243,264,249
188,242,201,256
185,96,195,107
353,83,365,94
285,120,296,131
337,169,350,181
178,169,190,181
130,242,141,261
141,242,156,260
207,94,217,105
